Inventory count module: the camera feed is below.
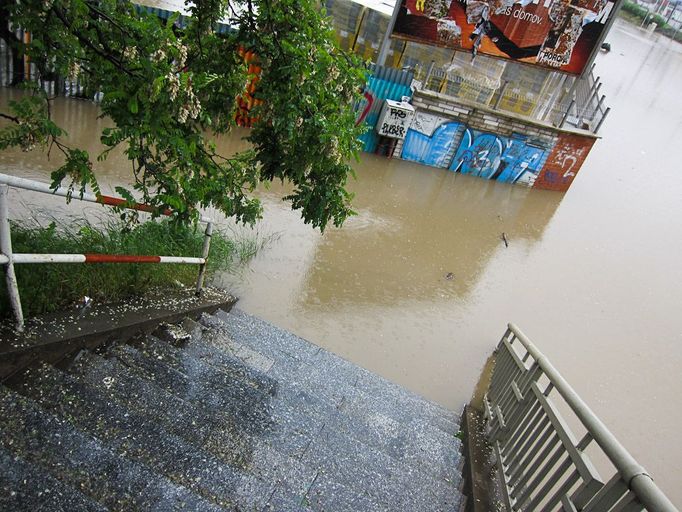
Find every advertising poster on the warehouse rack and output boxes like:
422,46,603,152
392,0,616,74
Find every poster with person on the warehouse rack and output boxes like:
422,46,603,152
392,0,617,74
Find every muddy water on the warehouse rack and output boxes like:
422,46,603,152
1,18,681,503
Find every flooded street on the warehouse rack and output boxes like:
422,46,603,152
1,18,681,503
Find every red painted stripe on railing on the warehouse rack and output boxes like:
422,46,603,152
96,195,173,217
84,254,162,264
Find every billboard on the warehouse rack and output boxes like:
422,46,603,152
391,0,616,74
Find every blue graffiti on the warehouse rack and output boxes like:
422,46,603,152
402,122,463,167
449,129,549,184
450,130,503,178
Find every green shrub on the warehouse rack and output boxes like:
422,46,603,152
621,0,649,17
619,0,682,41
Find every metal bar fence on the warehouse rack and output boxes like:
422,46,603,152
0,174,214,333
417,65,610,134
483,323,678,512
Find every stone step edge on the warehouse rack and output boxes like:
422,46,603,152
0,289,238,381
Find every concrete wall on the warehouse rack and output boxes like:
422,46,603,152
392,89,598,192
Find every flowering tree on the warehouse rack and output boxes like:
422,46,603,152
0,0,366,230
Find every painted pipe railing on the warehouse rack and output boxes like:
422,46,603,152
0,173,214,333
484,324,678,512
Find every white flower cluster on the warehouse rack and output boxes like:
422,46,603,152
176,43,188,69
68,61,81,81
151,48,166,63
123,46,139,62
177,82,201,124
167,72,180,101
328,136,341,164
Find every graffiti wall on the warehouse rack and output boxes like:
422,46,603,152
533,133,596,191
449,130,551,185
398,107,595,191
401,112,465,167
356,65,414,153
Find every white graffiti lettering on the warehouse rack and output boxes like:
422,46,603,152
501,6,544,25
560,155,577,178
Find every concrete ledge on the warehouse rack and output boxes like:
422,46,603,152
0,287,238,380
461,405,504,512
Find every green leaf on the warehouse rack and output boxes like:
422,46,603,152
128,94,139,114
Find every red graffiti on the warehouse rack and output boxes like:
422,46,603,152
356,91,375,126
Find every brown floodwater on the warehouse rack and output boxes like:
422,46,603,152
1,18,681,504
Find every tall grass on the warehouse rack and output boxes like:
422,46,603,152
0,217,260,317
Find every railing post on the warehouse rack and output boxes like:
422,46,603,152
0,185,24,331
424,60,435,89
559,98,576,128
594,107,611,134
493,80,509,110
195,221,213,297
579,79,601,122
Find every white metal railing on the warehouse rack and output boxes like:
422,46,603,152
0,173,214,333
484,324,678,512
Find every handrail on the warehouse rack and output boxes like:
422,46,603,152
0,173,212,224
506,323,678,512
0,174,215,333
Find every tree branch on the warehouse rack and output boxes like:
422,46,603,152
51,6,137,77
0,112,20,123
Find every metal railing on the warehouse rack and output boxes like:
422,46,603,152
0,173,214,333
417,64,610,134
484,323,678,512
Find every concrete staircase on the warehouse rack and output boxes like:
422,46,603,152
0,308,466,511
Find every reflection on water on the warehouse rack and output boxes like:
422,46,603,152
301,160,561,306
1,18,682,505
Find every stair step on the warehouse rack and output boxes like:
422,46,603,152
0,447,107,512
0,386,223,511
265,478,386,512
211,309,459,433
67,349,323,490
110,339,339,460
110,341,274,438
68,350,259,469
300,428,462,510
202,310,463,481
182,337,278,396
195,310,462,506
121,328,459,496
9,364,274,510
150,323,279,396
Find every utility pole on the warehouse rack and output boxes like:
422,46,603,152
376,0,402,67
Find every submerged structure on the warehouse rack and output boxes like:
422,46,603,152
326,0,617,191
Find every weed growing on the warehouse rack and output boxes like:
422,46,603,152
0,217,261,317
